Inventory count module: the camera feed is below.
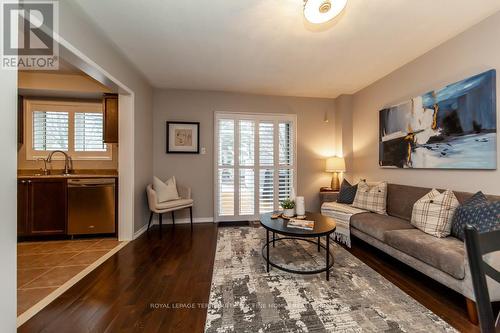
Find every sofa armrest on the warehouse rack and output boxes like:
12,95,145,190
178,185,192,200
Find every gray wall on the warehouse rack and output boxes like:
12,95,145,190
0,65,17,331
350,11,500,195
153,89,337,219
62,1,154,232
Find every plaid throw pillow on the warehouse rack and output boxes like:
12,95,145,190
352,181,388,215
411,189,459,238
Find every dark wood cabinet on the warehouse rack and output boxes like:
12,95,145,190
103,94,118,143
18,178,67,236
17,180,29,236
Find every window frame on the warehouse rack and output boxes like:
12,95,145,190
25,99,112,161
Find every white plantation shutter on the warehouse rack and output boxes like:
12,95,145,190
279,122,293,166
26,100,111,160
279,169,294,205
218,119,235,216
259,122,274,166
218,168,234,216
33,111,69,151
239,169,254,215
215,113,296,222
259,169,274,213
74,112,106,152
278,121,294,206
218,119,234,166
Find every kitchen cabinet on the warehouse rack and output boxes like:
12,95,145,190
18,178,67,236
103,94,118,143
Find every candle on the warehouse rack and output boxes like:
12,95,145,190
296,196,305,216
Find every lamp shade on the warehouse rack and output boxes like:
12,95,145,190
325,156,345,172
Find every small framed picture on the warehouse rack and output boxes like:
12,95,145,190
166,121,200,154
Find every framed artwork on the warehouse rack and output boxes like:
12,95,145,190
379,69,497,169
166,121,200,154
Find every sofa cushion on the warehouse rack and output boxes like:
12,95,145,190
386,183,500,221
352,181,388,215
384,229,465,279
411,189,460,238
451,193,500,241
350,212,414,242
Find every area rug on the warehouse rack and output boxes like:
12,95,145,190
204,227,457,333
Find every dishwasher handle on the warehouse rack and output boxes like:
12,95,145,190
68,178,116,187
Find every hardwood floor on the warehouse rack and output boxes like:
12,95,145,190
19,223,218,333
21,223,487,332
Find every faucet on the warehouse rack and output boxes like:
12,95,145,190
37,158,49,175
46,150,73,175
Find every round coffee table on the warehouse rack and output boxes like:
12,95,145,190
260,211,336,281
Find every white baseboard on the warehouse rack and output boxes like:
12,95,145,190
133,217,214,239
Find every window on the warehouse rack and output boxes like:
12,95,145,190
215,113,296,221
25,99,112,160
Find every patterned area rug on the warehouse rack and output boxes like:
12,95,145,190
204,227,457,333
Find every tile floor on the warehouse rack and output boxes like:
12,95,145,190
17,238,122,316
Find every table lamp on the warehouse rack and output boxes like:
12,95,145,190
325,156,345,191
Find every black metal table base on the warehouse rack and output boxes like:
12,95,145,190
262,234,334,280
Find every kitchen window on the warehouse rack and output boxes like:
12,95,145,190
25,99,112,160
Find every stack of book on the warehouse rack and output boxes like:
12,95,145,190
287,219,315,231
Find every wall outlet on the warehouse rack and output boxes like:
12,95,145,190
201,147,206,154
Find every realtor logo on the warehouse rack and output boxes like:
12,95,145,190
1,0,59,70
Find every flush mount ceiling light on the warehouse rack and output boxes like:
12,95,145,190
303,0,347,24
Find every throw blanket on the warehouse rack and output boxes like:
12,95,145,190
321,202,368,248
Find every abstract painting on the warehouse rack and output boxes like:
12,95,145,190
379,70,497,169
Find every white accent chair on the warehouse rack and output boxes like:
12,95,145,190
146,183,194,232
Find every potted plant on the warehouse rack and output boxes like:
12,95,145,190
281,199,295,217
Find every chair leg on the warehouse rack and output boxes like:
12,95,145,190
171,211,175,227
465,297,479,325
159,213,163,232
189,206,193,231
147,212,153,231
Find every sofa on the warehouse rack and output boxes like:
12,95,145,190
320,183,500,322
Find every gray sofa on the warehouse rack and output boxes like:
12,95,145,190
321,183,500,322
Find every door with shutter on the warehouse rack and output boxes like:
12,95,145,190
214,113,296,222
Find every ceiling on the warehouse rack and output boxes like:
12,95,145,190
74,0,500,98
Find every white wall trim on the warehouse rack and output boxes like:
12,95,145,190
133,217,214,239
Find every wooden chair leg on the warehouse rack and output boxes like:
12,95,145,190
466,297,479,325
147,212,153,231
171,211,175,227
159,213,163,232
189,206,193,231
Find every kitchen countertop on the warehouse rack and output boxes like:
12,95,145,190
18,169,118,179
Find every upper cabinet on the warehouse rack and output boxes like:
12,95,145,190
103,94,119,144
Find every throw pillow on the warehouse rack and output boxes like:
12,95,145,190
153,176,180,203
352,180,388,215
451,191,500,241
337,179,358,204
411,189,459,238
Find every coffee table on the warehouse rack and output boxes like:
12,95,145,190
260,211,336,280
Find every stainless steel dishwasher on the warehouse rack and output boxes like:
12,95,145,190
68,178,116,235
